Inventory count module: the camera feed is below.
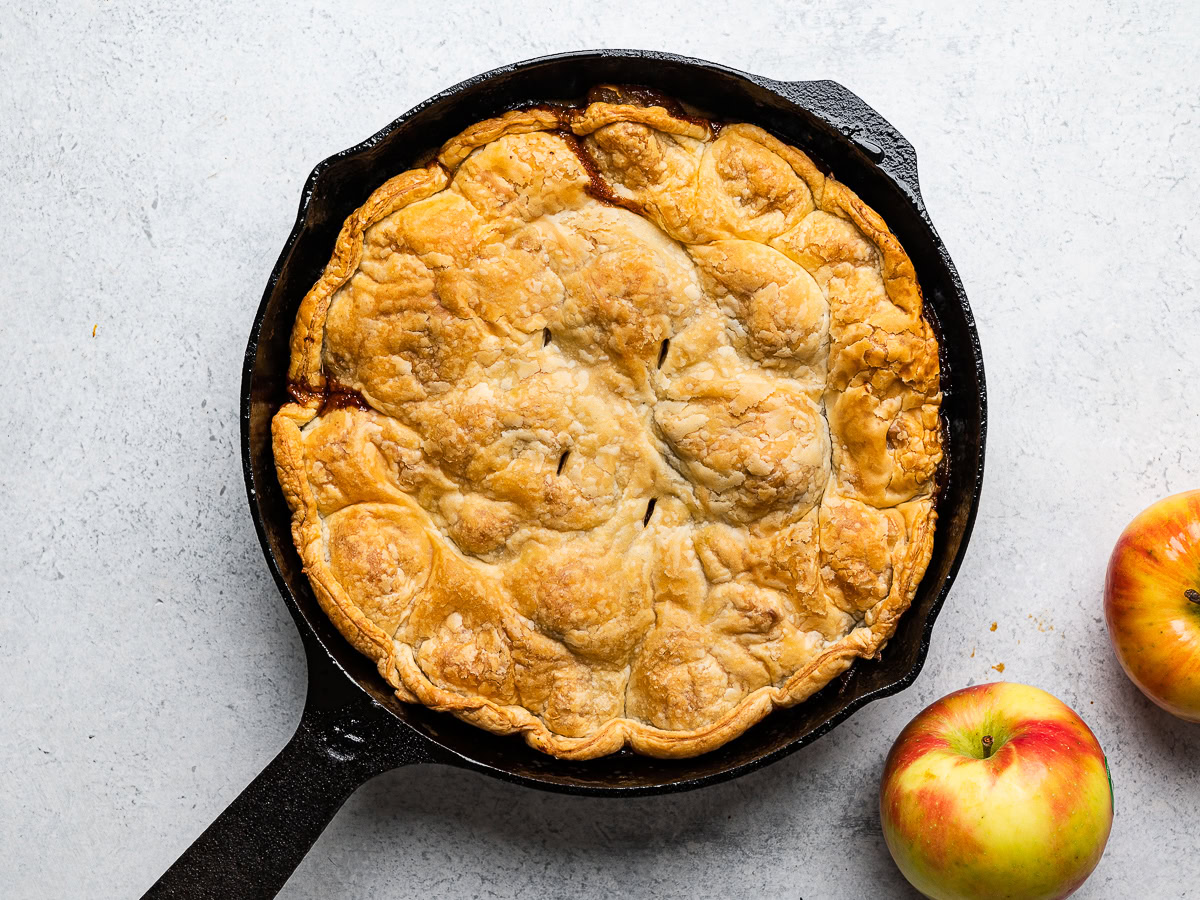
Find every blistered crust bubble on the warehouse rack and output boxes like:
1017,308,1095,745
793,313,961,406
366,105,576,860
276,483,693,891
273,96,942,759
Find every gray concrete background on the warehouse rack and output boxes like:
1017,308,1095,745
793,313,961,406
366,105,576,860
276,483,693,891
3,1,1198,897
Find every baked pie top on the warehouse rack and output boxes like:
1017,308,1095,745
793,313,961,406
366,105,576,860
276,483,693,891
273,87,942,759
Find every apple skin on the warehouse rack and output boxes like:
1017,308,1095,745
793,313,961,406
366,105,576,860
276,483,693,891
880,683,1112,900
1104,489,1200,721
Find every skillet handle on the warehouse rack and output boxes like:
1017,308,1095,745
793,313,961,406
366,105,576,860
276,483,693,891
141,671,433,900
770,78,922,199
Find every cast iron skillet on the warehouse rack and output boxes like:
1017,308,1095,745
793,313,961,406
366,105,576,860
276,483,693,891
144,49,986,899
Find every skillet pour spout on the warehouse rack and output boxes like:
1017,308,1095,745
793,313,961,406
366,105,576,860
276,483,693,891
142,49,985,900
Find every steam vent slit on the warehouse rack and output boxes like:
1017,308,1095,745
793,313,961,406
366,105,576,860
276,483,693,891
643,497,657,527
657,338,670,369
557,450,569,475
542,327,552,347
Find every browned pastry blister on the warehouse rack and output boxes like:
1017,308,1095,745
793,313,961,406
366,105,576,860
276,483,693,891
272,90,942,758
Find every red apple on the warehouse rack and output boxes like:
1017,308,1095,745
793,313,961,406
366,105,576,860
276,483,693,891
1104,489,1200,721
880,683,1112,900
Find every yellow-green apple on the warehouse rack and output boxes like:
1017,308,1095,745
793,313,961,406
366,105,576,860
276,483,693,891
1104,489,1200,721
880,683,1112,900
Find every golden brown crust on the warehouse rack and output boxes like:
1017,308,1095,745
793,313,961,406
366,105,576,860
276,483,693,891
287,167,449,390
272,98,942,758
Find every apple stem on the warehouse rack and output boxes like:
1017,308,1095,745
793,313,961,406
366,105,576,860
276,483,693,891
982,735,994,759
1186,589,1200,605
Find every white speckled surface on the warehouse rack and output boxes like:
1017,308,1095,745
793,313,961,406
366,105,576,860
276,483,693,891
3,2,1198,897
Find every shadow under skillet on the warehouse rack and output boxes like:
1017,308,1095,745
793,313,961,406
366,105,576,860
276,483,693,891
293,708,928,898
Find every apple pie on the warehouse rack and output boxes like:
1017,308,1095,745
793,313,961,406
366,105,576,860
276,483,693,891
273,87,942,759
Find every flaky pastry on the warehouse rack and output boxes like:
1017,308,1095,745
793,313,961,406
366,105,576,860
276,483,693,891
273,87,942,758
